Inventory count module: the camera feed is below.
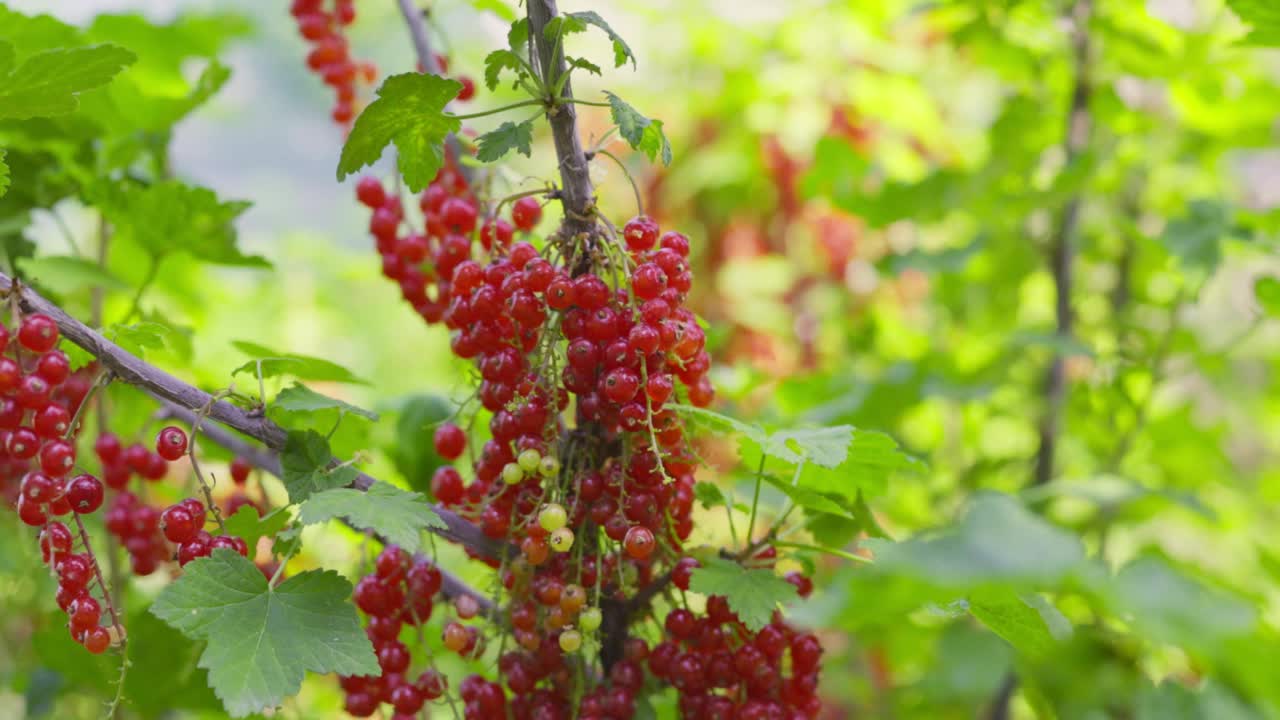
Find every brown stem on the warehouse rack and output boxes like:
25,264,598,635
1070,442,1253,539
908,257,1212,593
73,513,126,643
1031,0,1093,489
0,272,507,562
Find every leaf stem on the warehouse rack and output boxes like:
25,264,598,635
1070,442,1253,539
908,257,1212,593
591,148,643,216
189,394,229,534
566,98,612,108
448,99,545,121
746,454,766,546
772,540,873,564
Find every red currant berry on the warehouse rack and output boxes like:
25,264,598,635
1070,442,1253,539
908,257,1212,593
65,474,104,514
623,215,660,252
18,313,59,353
433,422,466,459
356,176,387,208
623,526,656,559
230,456,252,485
35,351,70,385
161,505,199,544
511,197,542,231
155,426,188,461
40,439,76,477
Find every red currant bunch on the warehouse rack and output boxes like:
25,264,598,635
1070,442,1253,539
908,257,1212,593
289,0,377,125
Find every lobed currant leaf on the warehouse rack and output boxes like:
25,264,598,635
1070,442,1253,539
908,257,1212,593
506,18,530,50
692,481,728,510
105,321,191,361
566,56,602,77
475,119,534,162
16,255,129,294
565,11,637,68
150,549,378,717
279,430,358,503
94,179,267,268
688,557,799,632
336,73,462,192
231,340,367,385
273,383,378,421
469,0,518,22
603,91,671,165
298,481,445,554
224,506,292,555
483,49,526,91
0,41,135,119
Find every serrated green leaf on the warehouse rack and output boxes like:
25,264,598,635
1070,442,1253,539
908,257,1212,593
0,43,136,119
762,425,854,468
693,481,728,510
299,481,444,554
565,11,637,68
1254,276,1280,316
273,383,377,421
280,430,358,503
603,91,671,165
150,549,377,717
95,180,266,267
337,73,462,192
475,119,534,163
563,58,602,81
16,254,129,294
761,473,855,518
507,18,530,50
231,340,366,385
688,557,799,632
105,321,187,360
224,506,291,555
483,49,526,91
1108,554,1256,651
967,589,1070,661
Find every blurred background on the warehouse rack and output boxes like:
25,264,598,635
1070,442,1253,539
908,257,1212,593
3,0,1280,718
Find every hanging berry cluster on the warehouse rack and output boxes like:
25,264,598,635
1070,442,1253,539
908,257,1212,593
339,545,449,718
350,166,822,718
289,0,376,125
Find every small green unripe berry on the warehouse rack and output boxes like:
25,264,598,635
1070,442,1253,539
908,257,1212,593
502,462,524,485
538,503,567,532
549,527,575,553
559,629,582,652
578,607,602,632
517,449,542,473
538,455,561,478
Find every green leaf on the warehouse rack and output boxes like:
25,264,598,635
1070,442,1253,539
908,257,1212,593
566,57,602,77
1254,276,1280,316
95,180,266,267
104,321,193,362
232,340,366,385
475,119,534,163
273,383,378,421
688,557,799,632
1159,200,1230,273
603,91,671,165
762,426,855,468
0,43,136,119
565,11,637,68
16,255,129,294
0,149,8,199
470,0,517,22
223,506,291,555
693,481,729,510
298,481,444,554
150,549,378,717
279,430,358,503
1227,0,1280,45
852,490,892,540
760,473,855,519
506,18,530,51
483,49,526,91
337,73,462,192
967,589,1071,661
870,493,1086,588
1108,554,1257,651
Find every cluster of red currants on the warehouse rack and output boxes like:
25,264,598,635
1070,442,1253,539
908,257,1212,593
649,557,824,719
340,545,449,718
289,0,376,125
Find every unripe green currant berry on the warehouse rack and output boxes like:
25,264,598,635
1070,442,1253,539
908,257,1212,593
502,462,524,485
578,607,602,632
538,455,561,478
559,629,582,652
619,562,638,586
517,449,541,473
538,503,567,532
549,527,575,553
